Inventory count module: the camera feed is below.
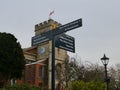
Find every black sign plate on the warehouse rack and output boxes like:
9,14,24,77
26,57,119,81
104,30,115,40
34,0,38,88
32,34,50,46
55,34,75,53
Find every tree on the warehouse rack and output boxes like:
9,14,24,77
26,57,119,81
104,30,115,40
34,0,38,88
56,57,73,89
56,57,85,89
56,56,109,89
70,57,85,81
0,32,25,86
83,62,104,82
114,64,120,89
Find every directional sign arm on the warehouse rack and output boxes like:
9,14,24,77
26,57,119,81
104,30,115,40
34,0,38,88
53,18,82,36
55,34,75,53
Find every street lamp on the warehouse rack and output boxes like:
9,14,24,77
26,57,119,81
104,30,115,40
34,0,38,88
101,54,109,90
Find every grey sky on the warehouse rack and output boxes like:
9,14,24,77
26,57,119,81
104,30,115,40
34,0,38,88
0,0,120,66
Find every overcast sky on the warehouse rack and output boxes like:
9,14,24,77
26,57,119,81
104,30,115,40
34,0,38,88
0,0,120,66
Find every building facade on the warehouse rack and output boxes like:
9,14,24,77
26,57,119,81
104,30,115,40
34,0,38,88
21,19,68,90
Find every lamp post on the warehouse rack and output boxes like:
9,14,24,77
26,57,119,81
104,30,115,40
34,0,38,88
101,54,109,90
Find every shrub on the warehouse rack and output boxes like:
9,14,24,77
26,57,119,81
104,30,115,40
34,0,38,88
3,84,41,90
71,80,106,90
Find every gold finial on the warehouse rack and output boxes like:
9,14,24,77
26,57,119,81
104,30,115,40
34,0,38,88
51,24,57,30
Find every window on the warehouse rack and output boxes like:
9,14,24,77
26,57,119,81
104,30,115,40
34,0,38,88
39,67,43,78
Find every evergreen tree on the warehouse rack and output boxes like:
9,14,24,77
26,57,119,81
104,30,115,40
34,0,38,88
0,32,25,86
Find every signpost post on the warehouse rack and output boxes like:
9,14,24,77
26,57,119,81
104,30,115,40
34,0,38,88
52,36,55,90
31,18,82,90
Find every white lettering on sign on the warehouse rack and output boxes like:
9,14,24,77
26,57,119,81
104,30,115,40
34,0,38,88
60,36,73,43
59,20,80,30
59,39,73,46
58,45,74,52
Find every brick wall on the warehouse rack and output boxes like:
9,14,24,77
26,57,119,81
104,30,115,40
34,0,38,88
24,64,35,85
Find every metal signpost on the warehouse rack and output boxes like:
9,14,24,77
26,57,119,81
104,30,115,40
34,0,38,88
31,18,82,90
52,18,82,90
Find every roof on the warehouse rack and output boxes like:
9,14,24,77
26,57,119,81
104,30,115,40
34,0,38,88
25,59,47,66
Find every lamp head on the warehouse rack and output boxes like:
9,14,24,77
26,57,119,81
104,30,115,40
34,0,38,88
101,54,109,65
